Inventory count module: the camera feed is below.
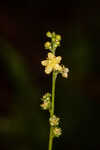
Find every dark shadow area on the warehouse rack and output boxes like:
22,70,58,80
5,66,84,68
0,1,100,150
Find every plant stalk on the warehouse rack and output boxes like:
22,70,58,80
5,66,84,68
48,71,56,150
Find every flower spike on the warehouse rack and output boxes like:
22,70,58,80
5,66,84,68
41,31,70,150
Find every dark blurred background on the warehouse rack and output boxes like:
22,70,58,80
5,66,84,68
0,0,100,150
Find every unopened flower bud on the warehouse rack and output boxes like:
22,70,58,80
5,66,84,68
52,32,56,38
56,41,60,46
46,31,52,38
44,41,51,49
53,41,60,49
61,65,69,78
56,35,61,41
52,37,56,42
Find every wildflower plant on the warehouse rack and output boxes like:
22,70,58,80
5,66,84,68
41,31,69,150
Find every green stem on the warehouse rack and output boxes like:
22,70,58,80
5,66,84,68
48,71,56,150
51,71,56,115
48,127,53,150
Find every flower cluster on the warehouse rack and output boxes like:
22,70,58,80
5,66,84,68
49,115,61,138
41,31,69,139
40,93,62,137
44,31,61,50
41,31,69,78
40,93,51,110
53,127,62,138
49,115,60,126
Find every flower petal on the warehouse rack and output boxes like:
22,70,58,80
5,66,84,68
56,56,62,63
65,68,69,73
41,60,48,66
45,65,53,74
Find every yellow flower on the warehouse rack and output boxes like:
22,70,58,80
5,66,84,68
61,65,69,78
41,53,62,74
49,115,60,126
40,101,50,110
53,127,62,137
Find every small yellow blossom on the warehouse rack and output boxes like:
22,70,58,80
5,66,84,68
53,127,62,137
49,115,60,126
40,101,50,110
61,65,69,78
41,53,62,74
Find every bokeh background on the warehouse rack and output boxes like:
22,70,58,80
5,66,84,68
0,1,100,150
